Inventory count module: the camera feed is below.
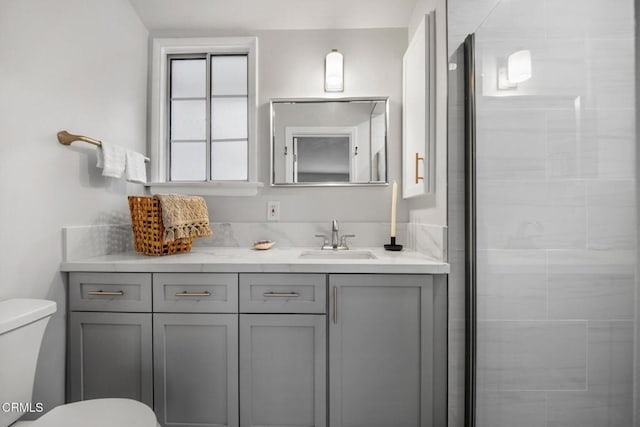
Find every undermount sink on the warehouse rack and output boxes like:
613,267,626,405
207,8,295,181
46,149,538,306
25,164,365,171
298,250,377,260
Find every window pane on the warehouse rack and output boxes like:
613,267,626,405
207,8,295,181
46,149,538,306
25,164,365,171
211,97,247,140
171,100,206,140
171,59,206,98
171,142,206,181
211,56,247,96
211,140,247,180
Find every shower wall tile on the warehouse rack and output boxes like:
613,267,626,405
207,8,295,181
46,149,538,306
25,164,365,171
477,321,587,391
586,110,635,180
587,180,636,250
544,0,634,39
477,250,547,320
478,0,546,40
547,250,635,320
547,390,633,427
547,109,598,179
587,321,634,392
477,391,547,427
548,272,634,320
477,180,586,250
587,38,635,111
476,110,547,180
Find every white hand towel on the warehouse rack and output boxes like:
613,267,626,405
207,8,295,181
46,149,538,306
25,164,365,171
99,141,126,178
125,150,148,184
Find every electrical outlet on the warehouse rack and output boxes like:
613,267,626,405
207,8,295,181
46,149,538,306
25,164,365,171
267,201,280,221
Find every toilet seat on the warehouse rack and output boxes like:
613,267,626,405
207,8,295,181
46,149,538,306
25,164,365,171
28,398,159,427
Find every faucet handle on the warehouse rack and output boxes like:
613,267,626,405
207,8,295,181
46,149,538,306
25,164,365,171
339,234,356,249
314,234,329,248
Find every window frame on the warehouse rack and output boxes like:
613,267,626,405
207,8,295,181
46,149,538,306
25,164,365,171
149,37,260,195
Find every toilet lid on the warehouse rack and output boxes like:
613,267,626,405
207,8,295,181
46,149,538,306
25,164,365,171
30,398,158,427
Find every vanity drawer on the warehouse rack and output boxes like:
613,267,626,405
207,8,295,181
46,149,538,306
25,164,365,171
239,274,326,314
153,273,238,313
69,273,152,312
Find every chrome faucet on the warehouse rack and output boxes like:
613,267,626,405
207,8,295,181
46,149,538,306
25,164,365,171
331,220,340,249
315,220,355,250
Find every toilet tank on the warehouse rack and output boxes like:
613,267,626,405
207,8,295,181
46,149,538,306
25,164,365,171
0,299,56,427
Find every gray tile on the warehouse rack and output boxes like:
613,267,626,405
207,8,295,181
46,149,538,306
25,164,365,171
544,0,634,40
477,180,587,250
548,250,635,320
548,273,634,320
477,391,547,427
477,250,547,320
547,390,632,427
477,321,587,391
476,110,547,180
547,109,598,179
587,39,635,111
587,321,634,392
587,180,636,249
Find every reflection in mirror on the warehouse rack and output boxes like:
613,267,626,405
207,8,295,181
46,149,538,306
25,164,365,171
271,98,388,186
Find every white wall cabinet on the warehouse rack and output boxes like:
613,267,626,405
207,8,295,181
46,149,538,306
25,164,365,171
403,12,436,198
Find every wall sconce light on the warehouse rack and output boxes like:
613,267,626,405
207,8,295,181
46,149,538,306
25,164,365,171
507,50,532,83
325,49,344,92
498,49,532,90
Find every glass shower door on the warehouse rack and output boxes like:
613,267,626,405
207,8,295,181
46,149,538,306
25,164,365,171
469,0,637,426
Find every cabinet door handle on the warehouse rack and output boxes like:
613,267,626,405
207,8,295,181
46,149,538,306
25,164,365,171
332,287,338,324
415,152,424,184
263,292,300,298
175,291,211,297
88,290,124,296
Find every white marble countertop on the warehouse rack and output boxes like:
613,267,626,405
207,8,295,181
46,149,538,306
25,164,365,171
61,246,449,274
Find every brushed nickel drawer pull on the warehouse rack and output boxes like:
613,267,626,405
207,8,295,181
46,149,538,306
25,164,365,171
88,290,124,296
332,287,338,324
175,291,211,297
263,292,300,298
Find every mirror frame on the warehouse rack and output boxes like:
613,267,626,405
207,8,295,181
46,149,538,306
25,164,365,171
269,97,389,187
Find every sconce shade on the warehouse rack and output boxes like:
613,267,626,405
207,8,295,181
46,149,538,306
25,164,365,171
507,50,532,83
325,49,344,92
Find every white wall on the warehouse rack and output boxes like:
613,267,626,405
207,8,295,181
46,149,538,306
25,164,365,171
151,28,407,223
406,0,448,226
0,0,148,417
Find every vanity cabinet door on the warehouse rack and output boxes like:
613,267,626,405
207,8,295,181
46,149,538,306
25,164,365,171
68,312,153,406
154,313,239,427
239,314,326,427
328,274,435,427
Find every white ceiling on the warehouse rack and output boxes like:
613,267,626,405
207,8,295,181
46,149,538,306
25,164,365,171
128,0,418,32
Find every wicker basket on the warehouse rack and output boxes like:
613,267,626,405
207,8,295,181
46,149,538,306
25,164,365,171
128,196,193,256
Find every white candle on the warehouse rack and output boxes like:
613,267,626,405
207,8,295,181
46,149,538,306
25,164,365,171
390,181,397,237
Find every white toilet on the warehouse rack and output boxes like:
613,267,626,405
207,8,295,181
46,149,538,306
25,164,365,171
0,299,159,427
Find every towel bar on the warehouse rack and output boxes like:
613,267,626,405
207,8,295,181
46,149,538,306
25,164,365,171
57,130,150,163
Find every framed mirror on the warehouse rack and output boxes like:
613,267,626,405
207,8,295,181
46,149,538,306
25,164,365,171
270,98,388,186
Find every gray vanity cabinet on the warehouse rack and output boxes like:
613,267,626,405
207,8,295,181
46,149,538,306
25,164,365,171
328,274,439,427
153,313,239,427
239,314,326,427
68,311,153,406
238,273,327,427
68,273,153,406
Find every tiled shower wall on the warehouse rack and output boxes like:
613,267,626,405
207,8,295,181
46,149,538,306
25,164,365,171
472,0,636,425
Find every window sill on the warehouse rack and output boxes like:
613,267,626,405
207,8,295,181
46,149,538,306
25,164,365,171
146,181,263,197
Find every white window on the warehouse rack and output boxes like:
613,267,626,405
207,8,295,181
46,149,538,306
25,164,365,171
149,37,260,196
